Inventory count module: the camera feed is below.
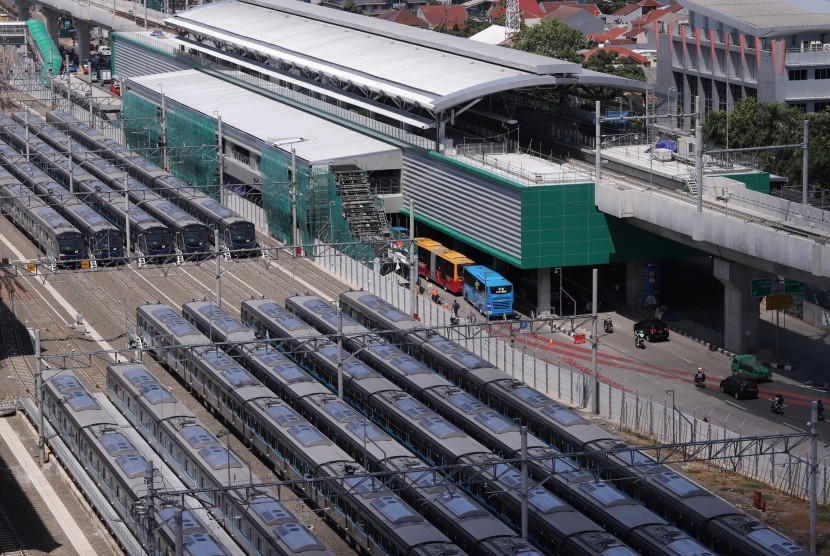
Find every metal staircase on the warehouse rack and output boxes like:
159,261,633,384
684,173,698,196
331,164,390,243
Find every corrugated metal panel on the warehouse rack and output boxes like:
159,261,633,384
401,151,521,263
113,37,188,79
128,70,401,170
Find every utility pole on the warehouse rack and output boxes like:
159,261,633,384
217,114,224,205
809,400,818,553
124,185,131,258
591,268,599,414
595,101,602,180
408,198,418,319
35,330,45,465
215,228,222,308
695,96,704,213
337,305,344,400
520,425,528,540
160,87,168,172
802,119,809,207
291,145,298,256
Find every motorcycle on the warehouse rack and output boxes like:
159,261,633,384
603,318,614,334
635,332,645,349
771,395,786,415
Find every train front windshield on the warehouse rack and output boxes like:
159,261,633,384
229,223,255,245
183,227,209,250
59,235,84,257
96,231,123,255
145,231,171,252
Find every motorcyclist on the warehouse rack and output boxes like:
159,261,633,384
603,316,613,332
772,394,785,413
635,330,645,348
694,367,706,385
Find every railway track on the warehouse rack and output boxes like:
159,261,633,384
0,272,35,397
0,502,26,556
572,157,830,242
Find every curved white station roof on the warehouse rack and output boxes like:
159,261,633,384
165,0,642,112
128,70,402,170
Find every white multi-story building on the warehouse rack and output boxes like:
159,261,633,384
656,0,830,129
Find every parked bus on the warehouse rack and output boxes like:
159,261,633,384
416,238,474,294
462,265,514,318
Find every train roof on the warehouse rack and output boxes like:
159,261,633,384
155,509,233,556
246,397,350,467
137,304,208,345
242,298,313,333
286,295,365,336
108,364,196,419
183,301,258,344
339,291,418,329
163,416,250,487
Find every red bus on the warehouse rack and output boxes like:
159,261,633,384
416,238,474,294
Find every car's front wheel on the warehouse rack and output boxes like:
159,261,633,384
720,386,726,393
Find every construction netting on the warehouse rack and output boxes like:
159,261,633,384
122,90,377,260
122,89,163,166
166,105,218,199
25,20,61,82
122,91,219,198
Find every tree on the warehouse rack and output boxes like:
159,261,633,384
512,18,588,63
342,1,363,14
579,49,646,109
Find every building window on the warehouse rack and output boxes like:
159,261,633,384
790,103,807,113
788,69,807,81
815,102,830,112
816,68,830,80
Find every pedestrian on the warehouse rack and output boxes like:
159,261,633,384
452,299,460,317
431,288,439,304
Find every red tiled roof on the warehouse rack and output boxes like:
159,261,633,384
611,3,641,16
587,26,627,42
378,7,424,26
539,1,600,16
584,45,650,64
418,5,469,28
490,0,543,19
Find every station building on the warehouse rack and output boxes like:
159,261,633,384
112,0,706,312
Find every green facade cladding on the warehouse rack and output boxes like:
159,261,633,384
519,181,699,269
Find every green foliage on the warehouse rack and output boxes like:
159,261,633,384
703,98,813,184
342,0,363,14
600,0,627,15
512,18,588,63
579,49,646,110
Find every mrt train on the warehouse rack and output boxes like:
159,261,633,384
41,369,239,555
107,363,333,556
0,168,84,266
242,296,712,556
0,143,123,264
238,298,646,555
181,300,547,556
337,290,810,556
0,117,206,258
135,303,465,556
41,110,258,256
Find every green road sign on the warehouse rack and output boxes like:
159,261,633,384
784,278,805,294
752,278,773,297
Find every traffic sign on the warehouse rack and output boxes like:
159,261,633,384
80,260,90,269
765,294,792,311
784,278,804,294
751,278,772,297
26,263,36,274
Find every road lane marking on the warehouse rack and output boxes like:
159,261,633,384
723,399,747,411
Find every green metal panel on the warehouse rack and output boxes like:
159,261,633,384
122,90,164,167
519,182,700,269
726,172,770,194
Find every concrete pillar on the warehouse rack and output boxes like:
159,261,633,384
15,0,29,21
536,267,551,315
42,8,60,47
75,20,91,63
626,260,646,309
713,258,759,354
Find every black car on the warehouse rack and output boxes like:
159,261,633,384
632,319,670,342
719,375,759,400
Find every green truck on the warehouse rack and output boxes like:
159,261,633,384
730,354,773,380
